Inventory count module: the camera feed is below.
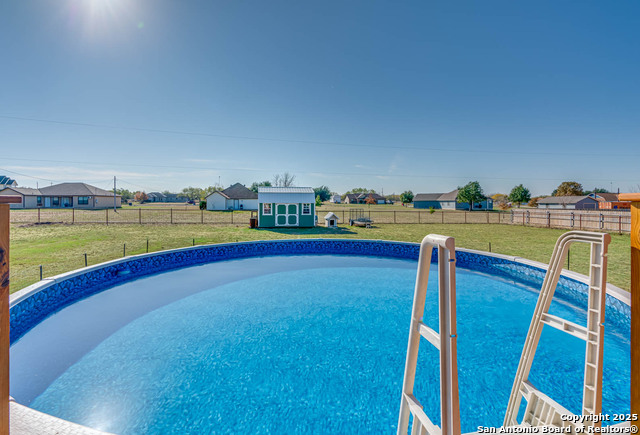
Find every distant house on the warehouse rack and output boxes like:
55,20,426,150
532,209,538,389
147,192,166,202
257,187,316,228
413,190,493,210
587,193,631,210
206,183,258,211
0,176,17,190
344,194,359,204
344,192,386,204
147,192,187,203
330,194,341,204
0,183,121,209
537,196,599,210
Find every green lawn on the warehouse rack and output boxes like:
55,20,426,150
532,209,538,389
8,223,630,294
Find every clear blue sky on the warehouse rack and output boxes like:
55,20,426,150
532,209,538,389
1,0,638,196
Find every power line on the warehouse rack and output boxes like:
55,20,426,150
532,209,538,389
2,161,635,185
2,114,635,157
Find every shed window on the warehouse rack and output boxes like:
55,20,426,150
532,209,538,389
37,196,43,206
302,203,311,215
52,197,60,206
263,203,272,215
78,196,90,205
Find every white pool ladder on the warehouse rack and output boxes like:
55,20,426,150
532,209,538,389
504,231,611,430
397,235,461,435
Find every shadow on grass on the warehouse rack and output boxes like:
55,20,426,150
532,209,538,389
255,226,358,236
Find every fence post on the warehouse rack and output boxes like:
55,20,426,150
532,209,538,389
201,209,204,224
0,200,18,433
547,211,550,228
39,265,43,281
146,238,149,253
570,212,574,228
464,212,467,224
170,209,173,224
619,215,622,235
486,212,489,224
193,238,195,246
394,211,396,223
106,209,108,226
38,208,40,223
231,212,234,224
441,211,444,224
418,211,421,224
579,214,582,230
342,210,345,222
600,213,604,229
84,253,88,267
139,208,142,224
619,194,640,427
72,208,75,224
123,244,126,257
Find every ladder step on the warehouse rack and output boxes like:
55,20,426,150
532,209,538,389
403,394,442,435
418,322,441,350
541,313,588,341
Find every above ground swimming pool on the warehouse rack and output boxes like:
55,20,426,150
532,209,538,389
9,240,631,434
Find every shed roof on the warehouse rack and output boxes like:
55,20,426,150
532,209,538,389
258,186,315,203
258,187,314,194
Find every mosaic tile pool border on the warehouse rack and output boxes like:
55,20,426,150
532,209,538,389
9,238,630,344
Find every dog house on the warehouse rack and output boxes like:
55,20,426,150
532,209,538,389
324,212,340,228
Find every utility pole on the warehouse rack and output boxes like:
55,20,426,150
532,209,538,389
113,176,117,212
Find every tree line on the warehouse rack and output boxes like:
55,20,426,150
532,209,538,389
116,175,610,210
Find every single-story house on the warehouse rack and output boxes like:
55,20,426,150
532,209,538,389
413,190,493,210
329,195,341,204
537,196,599,210
344,193,386,204
0,176,17,190
147,192,188,203
0,183,121,209
257,187,316,228
586,193,631,210
206,183,258,211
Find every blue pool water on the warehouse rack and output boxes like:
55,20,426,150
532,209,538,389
10,255,630,434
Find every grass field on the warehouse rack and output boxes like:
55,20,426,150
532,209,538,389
8,223,630,294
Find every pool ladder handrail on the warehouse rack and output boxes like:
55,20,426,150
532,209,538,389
398,234,461,435
504,230,611,430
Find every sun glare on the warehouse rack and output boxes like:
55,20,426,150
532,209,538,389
66,0,140,41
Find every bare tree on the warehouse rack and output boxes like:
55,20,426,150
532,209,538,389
273,172,296,187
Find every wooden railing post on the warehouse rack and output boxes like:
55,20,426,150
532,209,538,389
0,196,21,435
0,204,9,435
620,193,640,430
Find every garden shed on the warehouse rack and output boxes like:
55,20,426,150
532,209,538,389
257,187,316,228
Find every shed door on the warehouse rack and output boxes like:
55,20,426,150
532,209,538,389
275,203,298,226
